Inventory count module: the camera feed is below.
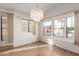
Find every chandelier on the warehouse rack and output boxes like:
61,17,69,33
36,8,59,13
31,4,44,22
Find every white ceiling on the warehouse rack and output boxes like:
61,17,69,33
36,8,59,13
0,3,79,19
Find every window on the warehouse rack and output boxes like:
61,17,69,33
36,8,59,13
0,16,8,41
43,21,52,36
42,13,75,39
21,20,36,35
54,19,64,37
66,16,74,38
29,21,36,35
21,20,28,32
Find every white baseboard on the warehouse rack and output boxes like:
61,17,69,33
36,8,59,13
0,41,13,46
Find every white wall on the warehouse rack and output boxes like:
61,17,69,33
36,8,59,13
13,14,38,47
7,13,14,45
0,8,39,47
74,11,79,45
54,39,79,54
40,13,79,54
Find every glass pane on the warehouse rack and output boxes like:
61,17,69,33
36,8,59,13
54,19,64,29
29,21,36,35
66,16,74,38
44,21,52,26
54,19,64,37
21,20,28,32
54,29,64,36
2,29,8,41
1,16,8,41
66,28,74,38
2,16,8,29
43,26,52,35
67,16,74,28
43,21,52,36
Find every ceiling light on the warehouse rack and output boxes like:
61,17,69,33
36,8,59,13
31,4,44,22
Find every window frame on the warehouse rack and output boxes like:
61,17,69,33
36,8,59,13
42,13,74,39
66,16,74,39
53,19,65,37
43,21,52,36
21,19,36,35
28,20,36,35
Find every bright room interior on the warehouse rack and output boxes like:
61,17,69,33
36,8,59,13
0,3,79,56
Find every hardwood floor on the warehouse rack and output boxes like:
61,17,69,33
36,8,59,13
0,42,79,56
0,45,13,52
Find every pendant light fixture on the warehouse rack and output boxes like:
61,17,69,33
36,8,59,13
31,3,44,22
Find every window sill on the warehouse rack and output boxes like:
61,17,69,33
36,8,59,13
54,37,74,43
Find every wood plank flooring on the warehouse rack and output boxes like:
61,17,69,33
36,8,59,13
0,45,13,52
0,42,79,56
